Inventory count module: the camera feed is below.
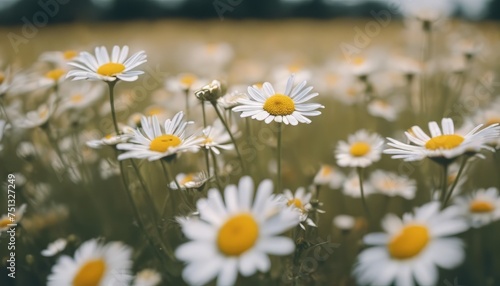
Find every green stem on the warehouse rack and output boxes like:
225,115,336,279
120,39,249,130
210,149,223,190
201,100,207,128
439,163,449,204
443,156,468,207
185,88,190,119
210,101,245,171
107,81,120,135
118,159,173,263
356,167,371,219
277,122,282,193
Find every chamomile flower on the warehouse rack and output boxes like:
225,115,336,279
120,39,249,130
454,187,500,228
86,126,135,149
14,103,53,129
369,170,417,200
175,176,300,286
313,164,345,189
169,172,210,191
384,118,500,162
343,172,375,198
201,119,236,155
116,111,203,161
47,239,133,286
232,74,324,125
133,269,162,286
99,159,121,180
56,82,104,114
40,49,79,67
66,45,147,82
282,187,316,229
333,215,356,232
367,99,402,122
354,201,468,286
41,238,67,257
335,130,384,168
166,73,206,93
0,204,26,233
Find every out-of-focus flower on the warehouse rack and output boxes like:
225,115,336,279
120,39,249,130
313,164,345,189
169,172,210,191
342,172,374,198
333,214,356,232
86,126,135,149
47,239,133,286
175,176,300,286
282,187,317,229
56,82,104,114
14,103,54,129
369,170,417,199
67,45,147,82
454,187,500,228
335,130,384,168
201,119,235,155
41,238,67,257
0,204,26,233
367,99,403,122
133,269,162,286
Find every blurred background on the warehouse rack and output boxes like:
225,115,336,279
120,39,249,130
0,0,499,24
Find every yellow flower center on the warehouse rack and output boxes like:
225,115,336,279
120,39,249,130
63,50,77,60
97,63,125,76
425,134,464,150
320,165,333,177
217,213,259,256
0,72,5,84
287,198,304,211
45,69,65,81
352,56,365,66
347,87,357,97
180,174,195,186
388,224,430,259
263,94,295,116
486,117,500,126
104,134,113,139
469,200,494,213
180,74,197,88
149,135,181,152
203,136,213,145
350,142,371,157
72,259,106,286
325,74,338,84
71,94,83,103
288,64,302,73
0,217,11,228
146,107,165,116
381,179,397,190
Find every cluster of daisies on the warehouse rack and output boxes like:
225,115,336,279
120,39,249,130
1,10,500,286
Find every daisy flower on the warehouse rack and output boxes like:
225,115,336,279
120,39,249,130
14,103,53,129
166,73,206,93
99,159,121,180
367,99,402,122
175,176,300,286
47,239,133,286
384,118,500,162
39,49,79,67
41,238,67,257
454,187,500,228
86,126,135,149
354,201,468,286
281,187,317,229
56,82,104,114
0,204,26,234
201,119,236,155
313,164,345,189
66,45,147,82
342,172,375,198
169,172,210,191
133,269,162,286
369,170,417,200
232,74,324,125
333,215,356,232
116,111,203,161
335,130,384,168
